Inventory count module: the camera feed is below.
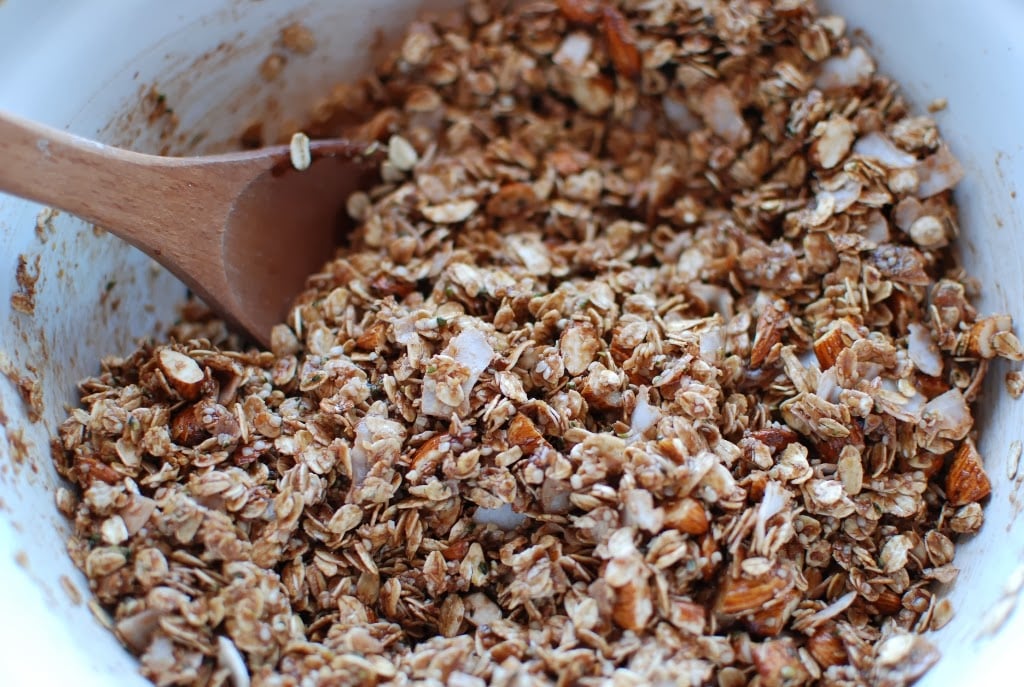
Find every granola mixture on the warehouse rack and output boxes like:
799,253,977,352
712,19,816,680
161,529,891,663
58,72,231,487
55,1,1023,686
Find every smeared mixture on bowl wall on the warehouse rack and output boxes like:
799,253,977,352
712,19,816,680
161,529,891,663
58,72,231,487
54,1,1023,685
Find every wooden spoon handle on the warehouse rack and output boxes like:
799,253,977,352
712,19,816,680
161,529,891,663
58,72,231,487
0,112,203,249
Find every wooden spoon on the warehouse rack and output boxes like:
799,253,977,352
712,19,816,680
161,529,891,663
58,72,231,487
0,110,382,347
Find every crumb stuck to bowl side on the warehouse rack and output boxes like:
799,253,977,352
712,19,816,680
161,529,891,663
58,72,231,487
50,2,1024,686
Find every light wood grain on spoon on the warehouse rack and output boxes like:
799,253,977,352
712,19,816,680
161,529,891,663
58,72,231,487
0,110,381,347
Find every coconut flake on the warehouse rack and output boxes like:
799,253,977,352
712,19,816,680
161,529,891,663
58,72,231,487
753,480,790,552
689,283,734,319
146,637,177,676
916,146,964,198
859,210,891,244
699,325,724,362
540,479,571,514
553,32,592,70
120,494,157,535
393,314,423,345
859,362,884,381
663,91,702,133
821,176,862,213
449,329,493,386
116,609,161,652
893,197,924,232
817,367,840,403
507,234,553,275
816,46,874,91
350,423,371,486
349,409,406,485
699,84,750,146
422,329,494,419
853,132,917,168
465,592,503,625
623,489,664,534
900,390,927,419
921,388,971,440
218,636,251,687
907,323,943,377
473,503,527,530
629,387,661,439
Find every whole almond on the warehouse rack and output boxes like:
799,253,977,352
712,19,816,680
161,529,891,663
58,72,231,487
170,405,207,447
807,627,847,667
945,438,992,506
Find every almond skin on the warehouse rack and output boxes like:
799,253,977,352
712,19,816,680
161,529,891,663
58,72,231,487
663,498,709,535
813,326,848,370
602,7,641,79
945,439,992,506
807,627,848,668
508,414,546,454
170,405,207,447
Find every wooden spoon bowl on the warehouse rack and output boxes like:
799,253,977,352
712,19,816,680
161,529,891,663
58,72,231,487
0,111,382,347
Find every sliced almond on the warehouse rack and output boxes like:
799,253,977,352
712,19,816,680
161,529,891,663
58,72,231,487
76,457,121,484
750,300,788,369
874,589,902,616
157,349,205,401
945,438,992,506
611,578,652,631
663,498,709,535
745,586,801,638
355,321,389,352
749,426,799,453
959,314,1023,361
815,421,863,463
813,327,849,370
715,567,790,617
508,414,546,454
369,272,416,298
409,434,447,477
667,599,706,635
485,183,538,218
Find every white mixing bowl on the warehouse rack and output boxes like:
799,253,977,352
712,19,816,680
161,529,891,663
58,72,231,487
1,1,1022,685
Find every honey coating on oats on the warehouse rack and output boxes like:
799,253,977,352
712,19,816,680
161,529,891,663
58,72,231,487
56,2,1024,686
